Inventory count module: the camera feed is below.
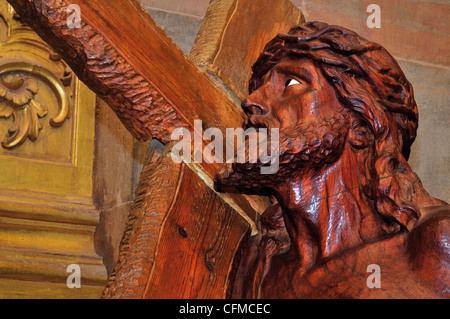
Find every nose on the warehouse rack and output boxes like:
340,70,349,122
241,93,269,116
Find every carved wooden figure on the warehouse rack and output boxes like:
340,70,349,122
217,22,450,298
5,0,449,299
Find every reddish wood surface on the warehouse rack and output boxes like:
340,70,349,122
190,0,304,100
7,0,244,142
218,22,450,299
6,0,269,229
143,159,249,299
7,1,449,299
102,141,250,298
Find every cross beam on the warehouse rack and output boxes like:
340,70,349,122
7,0,304,231
6,0,274,229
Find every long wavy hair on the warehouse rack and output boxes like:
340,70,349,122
249,21,426,230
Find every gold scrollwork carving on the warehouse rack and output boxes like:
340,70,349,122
0,3,73,149
0,62,71,148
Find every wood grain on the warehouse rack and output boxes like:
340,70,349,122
6,0,242,142
143,161,249,298
190,0,305,100
102,141,180,298
103,141,250,298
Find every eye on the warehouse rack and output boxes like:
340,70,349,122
285,78,302,87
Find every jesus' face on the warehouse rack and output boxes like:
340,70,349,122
240,57,349,175
216,57,352,190
242,57,345,131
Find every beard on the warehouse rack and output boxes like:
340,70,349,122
215,113,349,192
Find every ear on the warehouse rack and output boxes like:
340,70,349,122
348,123,374,149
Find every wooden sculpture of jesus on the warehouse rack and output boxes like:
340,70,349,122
217,21,450,299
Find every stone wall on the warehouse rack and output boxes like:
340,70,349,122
138,0,449,202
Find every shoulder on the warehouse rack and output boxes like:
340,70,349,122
409,205,450,248
407,205,450,297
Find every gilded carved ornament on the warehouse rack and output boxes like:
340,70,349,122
0,4,72,149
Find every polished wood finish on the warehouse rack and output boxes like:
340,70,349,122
4,0,294,298
102,141,249,298
218,22,450,299
5,0,448,299
98,0,304,298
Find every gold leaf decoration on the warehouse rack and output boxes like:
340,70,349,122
0,64,70,149
0,3,72,150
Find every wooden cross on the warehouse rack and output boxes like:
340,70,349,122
7,0,304,298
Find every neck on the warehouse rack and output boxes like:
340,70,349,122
272,146,388,271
